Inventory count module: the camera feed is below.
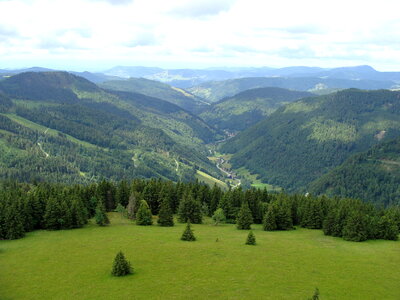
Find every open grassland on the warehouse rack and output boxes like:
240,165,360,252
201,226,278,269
236,167,282,191
1,213,399,300
195,170,228,190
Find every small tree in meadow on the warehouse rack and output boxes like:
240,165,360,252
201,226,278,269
111,251,132,276
308,288,319,300
158,198,174,227
136,200,152,225
212,208,226,225
181,222,196,241
236,201,253,230
95,201,109,226
245,230,256,245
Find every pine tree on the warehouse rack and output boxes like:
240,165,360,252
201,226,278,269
263,203,277,231
95,200,110,226
136,200,153,225
158,198,174,227
43,197,63,230
70,197,88,228
4,201,25,240
126,192,139,220
111,251,132,276
236,201,253,230
342,211,368,242
245,230,256,245
309,288,320,300
212,208,226,225
181,222,196,241
378,216,399,241
177,192,202,224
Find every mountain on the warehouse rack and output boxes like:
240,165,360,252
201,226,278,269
99,77,209,112
309,137,400,206
0,72,221,183
198,87,312,132
221,89,400,192
188,77,396,102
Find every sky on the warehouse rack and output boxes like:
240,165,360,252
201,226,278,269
0,0,400,71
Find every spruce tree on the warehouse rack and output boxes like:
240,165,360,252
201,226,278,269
126,192,139,220
236,201,253,230
177,192,202,224
263,203,277,231
43,197,63,230
70,197,88,228
212,208,226,225
309,288,320,300
111,251,132,276
181,222,196,241
158,198,174,227
95,200,110,226
342,211,368,242
4,201,25,240
136,200,153,225
245,230,256,245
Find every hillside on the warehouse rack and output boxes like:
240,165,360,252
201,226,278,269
221,89,400,193
0,72,221,183
188,77,395,102
100,77,208,111
309,137,400,206
198,87,312,131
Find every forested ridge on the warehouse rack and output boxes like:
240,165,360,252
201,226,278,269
310,137,400,206
0,72,222,183
221,89,400,192
1,179,398,243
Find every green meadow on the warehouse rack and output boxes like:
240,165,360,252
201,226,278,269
1,213,399,300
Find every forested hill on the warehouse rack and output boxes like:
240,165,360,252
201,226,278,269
221,89,400,192
198,87,312,131
188,77,395,102
0,72,221,183
100,77,207,112
309,137,400,206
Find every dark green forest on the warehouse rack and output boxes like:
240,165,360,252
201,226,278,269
1,179,398,242
222,89,400,192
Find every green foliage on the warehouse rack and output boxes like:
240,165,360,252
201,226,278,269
178,192,202,224
136,200,153,225
245,230,256,245
222,89,400,193
309,288,320,300
212,208,226,225
199,87,311,131
181,222,196,241
236,201,253,230
111,251,132,277
263,203,277,231
157,198,174,227
115,203,127,218
126,192,139,220
95,201,110,226
342,211,368,242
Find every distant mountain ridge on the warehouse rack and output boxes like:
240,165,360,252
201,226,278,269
199,87,312,131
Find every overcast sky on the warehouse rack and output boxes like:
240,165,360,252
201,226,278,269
1,0,399,71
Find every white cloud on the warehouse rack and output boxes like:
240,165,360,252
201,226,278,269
0,0,399,71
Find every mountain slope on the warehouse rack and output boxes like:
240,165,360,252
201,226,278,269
188,77,396,102
0,72,221,183
199,87,312,131
221,89,400,191
99,77,208,111
309,137,400,206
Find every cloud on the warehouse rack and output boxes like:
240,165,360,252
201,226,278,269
124,31,158,47
168,0,236,18
89,0,134,5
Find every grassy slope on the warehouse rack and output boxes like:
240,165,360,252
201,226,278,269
195,170,228,190
1,213,399,300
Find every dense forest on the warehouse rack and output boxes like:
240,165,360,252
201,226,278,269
198,87,312,131
222,89,400,192
309,137,400,206
1,179,398,242
0,72,222,183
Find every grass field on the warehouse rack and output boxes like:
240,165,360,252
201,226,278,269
236,167,282,191
195,170,228,190
1,213,399,300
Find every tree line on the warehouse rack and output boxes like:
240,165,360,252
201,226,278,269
0,178,399,242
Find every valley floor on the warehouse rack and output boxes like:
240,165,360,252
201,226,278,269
0,213,399,299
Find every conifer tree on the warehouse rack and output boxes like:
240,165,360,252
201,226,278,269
3,201,25,240
70,197,88,228
115,203,127,218
177,192,202,224
95,200,110,226
263,203,277,231
126,192,139,220
158,198,174,227
111,251,132,276
378,216,399,240
245,230,256,245
212,208,226,225
309,288,320,300
236,201,253,230
181,222,196,241
136,200,153,225
43,197,63,230
342,211,368,242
